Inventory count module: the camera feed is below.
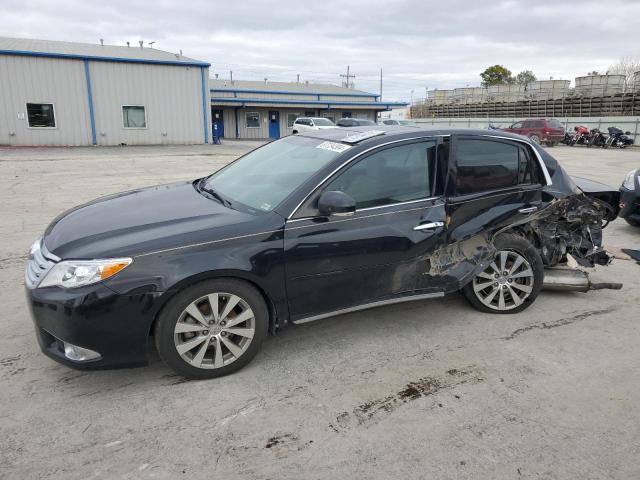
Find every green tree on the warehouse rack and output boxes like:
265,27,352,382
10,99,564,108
480,65,515,86
515,70,536,86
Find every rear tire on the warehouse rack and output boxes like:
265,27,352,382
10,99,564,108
462,234,544,314
154,279,268,380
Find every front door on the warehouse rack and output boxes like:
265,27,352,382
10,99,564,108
268,111,280,138
211,109,224,138
284,138,448,320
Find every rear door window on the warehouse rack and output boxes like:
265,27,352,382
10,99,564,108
518,146,542,185
453,138,520,195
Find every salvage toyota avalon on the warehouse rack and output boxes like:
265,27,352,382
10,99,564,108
25,127,620,379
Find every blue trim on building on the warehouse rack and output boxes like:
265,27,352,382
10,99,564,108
200,67,209,144
210,88,379,98
83,60,97,145
210,97,407,108
0,49,210,67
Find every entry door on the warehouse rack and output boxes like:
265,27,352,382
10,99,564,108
435,135,545,291
268,111,280,138
212,109,224,137
284,138,448,320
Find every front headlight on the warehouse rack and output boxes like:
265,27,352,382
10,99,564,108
39,258,132,288
622,170,637,190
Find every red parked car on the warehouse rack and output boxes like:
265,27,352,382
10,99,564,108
502,118,565,146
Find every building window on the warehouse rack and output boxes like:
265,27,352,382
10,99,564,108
246,112,260,128
122,106,146,128
304,110,316,117
287,113,300,128
342,111,352,118
26,103,56,128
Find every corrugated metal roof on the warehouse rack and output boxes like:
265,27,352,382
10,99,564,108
0,36,209,66
209,79,377,97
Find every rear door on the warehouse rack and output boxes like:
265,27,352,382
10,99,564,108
438,135,545,290
283,137,448,320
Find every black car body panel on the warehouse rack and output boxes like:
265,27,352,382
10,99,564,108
620,168,640,225
25,126,620,369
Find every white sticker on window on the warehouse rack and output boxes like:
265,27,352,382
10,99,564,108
259,203,272,211
316,141,351,153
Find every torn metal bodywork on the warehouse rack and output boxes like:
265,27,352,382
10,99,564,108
520,193,615,268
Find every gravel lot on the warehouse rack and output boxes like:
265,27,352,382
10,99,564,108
1,141,639,479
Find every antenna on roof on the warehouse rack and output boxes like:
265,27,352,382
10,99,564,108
99,38,104,46
148,41,155,48
139,40,144,48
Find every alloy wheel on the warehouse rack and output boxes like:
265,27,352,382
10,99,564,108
472,250,534,311
173,292,255,369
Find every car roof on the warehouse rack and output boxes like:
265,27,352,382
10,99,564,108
297,125,531,146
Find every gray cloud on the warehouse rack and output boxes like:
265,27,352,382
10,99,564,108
2,0,639,101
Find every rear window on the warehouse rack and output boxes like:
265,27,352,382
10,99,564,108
454,139,519,195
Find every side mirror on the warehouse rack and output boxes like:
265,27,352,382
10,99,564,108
318,191,356,217
625,131,631,135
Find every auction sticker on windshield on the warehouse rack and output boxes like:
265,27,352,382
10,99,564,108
316,141,351,153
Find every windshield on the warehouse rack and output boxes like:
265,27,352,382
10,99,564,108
399,120,417,126
203,136,344,212
358,120,376,125
313,118,335,126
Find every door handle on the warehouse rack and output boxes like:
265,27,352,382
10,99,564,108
519,206,538,214
413,221,444,231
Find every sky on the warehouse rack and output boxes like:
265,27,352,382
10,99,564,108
1,0,639,102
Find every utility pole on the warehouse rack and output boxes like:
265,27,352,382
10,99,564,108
379,67,383,102
230,70,233,84
296,74,300,83
340,65,356,89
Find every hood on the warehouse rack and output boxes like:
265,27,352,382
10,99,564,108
44,181,270,259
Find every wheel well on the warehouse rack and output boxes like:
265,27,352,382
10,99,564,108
148,273,279,338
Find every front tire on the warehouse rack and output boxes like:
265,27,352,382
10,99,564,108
462,234,544,314
529,134,540,145
154,279,268,380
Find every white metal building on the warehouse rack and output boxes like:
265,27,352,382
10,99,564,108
210,79,407,139
0,37,211,146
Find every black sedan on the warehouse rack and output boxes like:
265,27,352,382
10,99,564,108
620,168,640,227
25,127,619,379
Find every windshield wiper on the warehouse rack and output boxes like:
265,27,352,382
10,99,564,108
197,179,232,207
